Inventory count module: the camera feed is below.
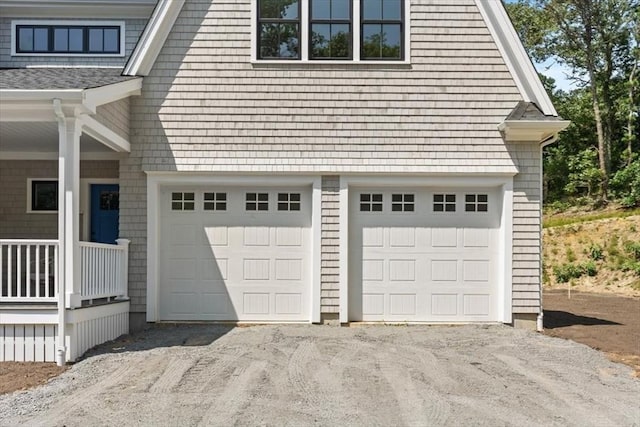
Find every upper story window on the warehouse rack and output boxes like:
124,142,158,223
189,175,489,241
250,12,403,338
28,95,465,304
12,21,125,56
255,0,407,62
361,0,403,60
310,0,352,59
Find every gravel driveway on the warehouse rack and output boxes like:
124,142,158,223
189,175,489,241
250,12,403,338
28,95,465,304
1,324,638,426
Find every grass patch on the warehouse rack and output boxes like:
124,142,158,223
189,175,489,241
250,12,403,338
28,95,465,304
543,209,640,228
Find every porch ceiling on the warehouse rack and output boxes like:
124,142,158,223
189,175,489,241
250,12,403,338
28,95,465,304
0,121,113,153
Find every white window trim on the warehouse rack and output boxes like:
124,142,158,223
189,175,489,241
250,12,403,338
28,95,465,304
26,178,58,214
251,0,411,64
11,20,126,57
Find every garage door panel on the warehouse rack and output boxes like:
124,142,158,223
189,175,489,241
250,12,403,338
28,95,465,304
276,228,304,246
463,294,491,316
203,227,229,246
275,293,303,315
389,294,417,316
200,293,232,315
362,294,384,315
463,260,490,282
201,257,228,281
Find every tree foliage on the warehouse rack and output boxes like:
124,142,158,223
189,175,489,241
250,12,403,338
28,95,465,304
506,0,640,207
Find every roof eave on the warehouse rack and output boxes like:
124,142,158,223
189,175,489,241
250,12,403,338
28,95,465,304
123,0,186,76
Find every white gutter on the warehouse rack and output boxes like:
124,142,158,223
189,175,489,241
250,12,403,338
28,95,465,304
53,98,67,366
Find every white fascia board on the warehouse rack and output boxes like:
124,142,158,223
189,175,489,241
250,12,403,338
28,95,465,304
0,89,84,102
123,0,185,76
0,96,87,122
474,0,558,116
81,115,131,153
83,78,143,111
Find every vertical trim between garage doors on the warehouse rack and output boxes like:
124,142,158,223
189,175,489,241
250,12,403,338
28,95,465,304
338,175,515,324
145,173,322,323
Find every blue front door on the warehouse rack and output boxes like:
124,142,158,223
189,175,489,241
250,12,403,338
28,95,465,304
90,184,119,244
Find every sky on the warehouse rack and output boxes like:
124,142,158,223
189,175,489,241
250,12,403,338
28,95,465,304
502,0,578,92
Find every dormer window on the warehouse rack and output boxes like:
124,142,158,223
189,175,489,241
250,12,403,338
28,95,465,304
254,0,408,62
12,21,125,56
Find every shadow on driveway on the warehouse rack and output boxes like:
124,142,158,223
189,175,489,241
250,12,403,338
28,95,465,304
544,310,621,329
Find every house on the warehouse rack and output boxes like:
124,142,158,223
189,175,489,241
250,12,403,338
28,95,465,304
0,0,569,364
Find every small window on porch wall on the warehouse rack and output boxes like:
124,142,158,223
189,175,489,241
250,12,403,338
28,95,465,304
30,180,58,212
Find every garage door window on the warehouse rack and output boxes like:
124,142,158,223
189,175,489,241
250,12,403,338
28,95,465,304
278,192,301,211
204,192,227,211
171,192,195,211
391,193,414,212
246,192,269,211
360,193,383,212
465,194,488,212
433,194,456,212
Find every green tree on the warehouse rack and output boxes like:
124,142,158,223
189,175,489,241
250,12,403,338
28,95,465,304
507,0,639,205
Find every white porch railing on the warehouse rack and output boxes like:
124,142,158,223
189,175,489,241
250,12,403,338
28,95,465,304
0,240,59,302
80,240,129,303
1,239,129,305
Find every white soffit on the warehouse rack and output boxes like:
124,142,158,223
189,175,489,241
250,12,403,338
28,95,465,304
474,0,558,117
123,0,186,76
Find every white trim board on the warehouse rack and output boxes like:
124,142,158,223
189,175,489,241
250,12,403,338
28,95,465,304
123,0,185,76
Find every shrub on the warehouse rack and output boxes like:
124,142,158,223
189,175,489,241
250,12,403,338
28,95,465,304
583,260,598,276
553,261,598,283
611,157,640,207
588,243,604,261
623,241,640,261
566,247,576,262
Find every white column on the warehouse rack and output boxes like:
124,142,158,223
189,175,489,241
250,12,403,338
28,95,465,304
58,115,82,309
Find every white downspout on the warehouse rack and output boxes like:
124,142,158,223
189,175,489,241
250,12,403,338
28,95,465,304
53,99,67,365
537,134,558,332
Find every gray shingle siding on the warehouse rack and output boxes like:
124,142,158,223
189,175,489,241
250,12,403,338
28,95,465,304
0,18,146,68
119,0,543,317
96,98,130,142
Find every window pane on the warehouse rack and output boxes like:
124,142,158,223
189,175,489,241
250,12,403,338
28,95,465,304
332,0,350,19
260,23,299,58
69,28,83,52
33,181,58,211
362,24,381,58
381,24,401,58
18,28,33,51
311,23,330,57
34,28,48,51
362,0,382,20
312,0,330,19
382,0,401,20
103,28,119,52
260,0,299,19
54,28,68,52
89,28,103,51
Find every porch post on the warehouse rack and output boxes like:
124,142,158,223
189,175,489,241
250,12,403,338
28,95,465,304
57,110,83,310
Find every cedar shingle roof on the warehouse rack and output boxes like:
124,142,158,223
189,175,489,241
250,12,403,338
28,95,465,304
0,68,136,90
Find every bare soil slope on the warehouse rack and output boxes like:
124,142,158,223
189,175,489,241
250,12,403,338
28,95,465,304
543,215,640,296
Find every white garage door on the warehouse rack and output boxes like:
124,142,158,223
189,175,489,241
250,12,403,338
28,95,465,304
160,186,312,321
349,187,501,322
